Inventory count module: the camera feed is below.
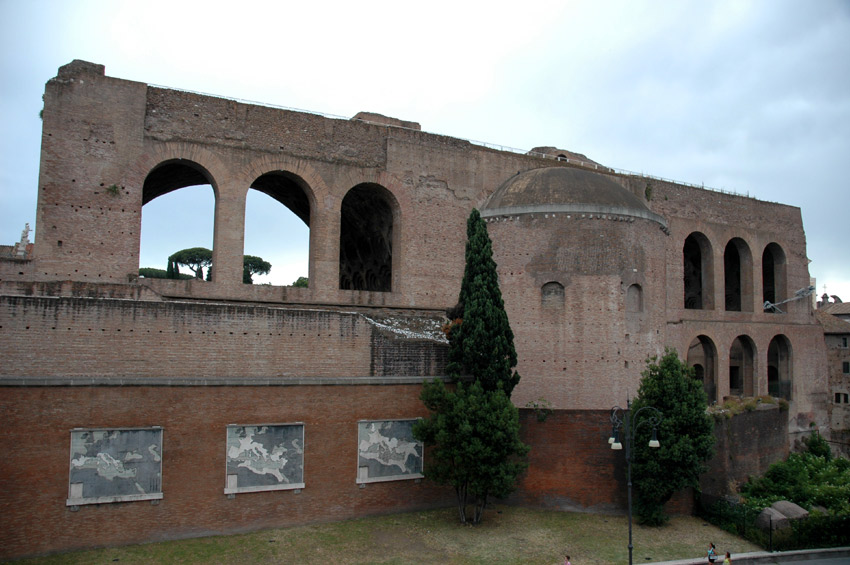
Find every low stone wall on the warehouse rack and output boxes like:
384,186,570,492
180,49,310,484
700,405,789,501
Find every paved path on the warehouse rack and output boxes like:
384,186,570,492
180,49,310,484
654,548,850,565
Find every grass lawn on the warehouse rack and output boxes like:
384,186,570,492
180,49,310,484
16,506,761,564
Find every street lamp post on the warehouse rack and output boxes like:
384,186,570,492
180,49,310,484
608,398,663,565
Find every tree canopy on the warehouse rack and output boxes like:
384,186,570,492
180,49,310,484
161,248,271,284
292,276,309,288
631,349,715,525
168,247,212,279
243,255,271,284
414,208,528,525
139,267,192,280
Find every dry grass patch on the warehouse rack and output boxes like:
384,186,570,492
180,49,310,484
16,506,761,564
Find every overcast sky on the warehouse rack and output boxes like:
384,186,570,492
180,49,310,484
1,0,848,298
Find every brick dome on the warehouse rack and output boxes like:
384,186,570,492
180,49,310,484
483,166,665,227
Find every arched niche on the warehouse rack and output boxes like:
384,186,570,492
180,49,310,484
542,281,565,309
687,335,717,403
729,335,756,397
762,243,787,313
246,171,314,286
626,284,643,313
339,183,398,292
683,232,714,310
140,160,216,280
724,237,753,312
767,335,792,400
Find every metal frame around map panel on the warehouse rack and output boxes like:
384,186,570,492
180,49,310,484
224,423,305,495
356,419,424,484
66,427,164,507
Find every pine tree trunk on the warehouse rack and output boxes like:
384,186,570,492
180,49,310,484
472,493,488,525
456,484,467,523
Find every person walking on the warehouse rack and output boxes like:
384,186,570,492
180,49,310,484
723,552,732,564
564,554,571,565
707,542,717,563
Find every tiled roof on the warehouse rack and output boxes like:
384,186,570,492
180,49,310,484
821,302,850,315
815,310,850,334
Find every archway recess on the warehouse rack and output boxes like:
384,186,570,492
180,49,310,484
246,171,312,286
687,335,717,403
140,160,216,279
339,183,397,292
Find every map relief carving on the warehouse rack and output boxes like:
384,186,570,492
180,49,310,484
225,424,305,494
67,428,163,506
357,419,423,483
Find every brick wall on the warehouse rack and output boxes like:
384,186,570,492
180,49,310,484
0,384,451,559
0,293,446,380
699,405,789,500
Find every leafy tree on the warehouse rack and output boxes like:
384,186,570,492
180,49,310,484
139,267,169,279
168,247,212,279
741,450,850,514
414,209,528,525
292,276,309,288
414,380,528,524
139,267,192,280
165,248,272,284
446,208,519,395
631,349,715,525
802,431,832,461
243,255,271,284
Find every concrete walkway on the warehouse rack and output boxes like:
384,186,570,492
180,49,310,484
653,547,850,564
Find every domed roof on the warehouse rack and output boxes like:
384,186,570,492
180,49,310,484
482,167,666,228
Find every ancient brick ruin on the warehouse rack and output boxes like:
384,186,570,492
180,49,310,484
0,60,829,558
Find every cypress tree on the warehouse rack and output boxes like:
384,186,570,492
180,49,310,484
414,208,528,525
447,208,520,395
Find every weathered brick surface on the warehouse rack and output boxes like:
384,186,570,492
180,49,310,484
699,406,789,500
0,60,832,557
0,385,451,558
0,294,446,379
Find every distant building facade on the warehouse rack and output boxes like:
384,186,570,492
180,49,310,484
817,299,850,456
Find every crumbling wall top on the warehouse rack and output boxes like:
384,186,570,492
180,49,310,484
56,59,105,79
352,112,420,131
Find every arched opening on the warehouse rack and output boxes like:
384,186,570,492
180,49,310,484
729,335,756,397
339,183,397,292
683,233,714,310
140,160,215,280
767,335,792,400
626,284,643,313
762,243,787,312
246,172,312,286
724,238,753,312
541,281,565,309
687,335,717,403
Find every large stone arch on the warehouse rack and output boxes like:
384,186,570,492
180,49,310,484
246,171,317,286
767,334,792,400
143,159,218,204
129,143,232,280
687,334,718,403
130,142,230,202
241,155,331,290
762,242,787,313
683,232,714,310
729,335,757,397
724,237,754,312
339,183,400,292
139,153,221,280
